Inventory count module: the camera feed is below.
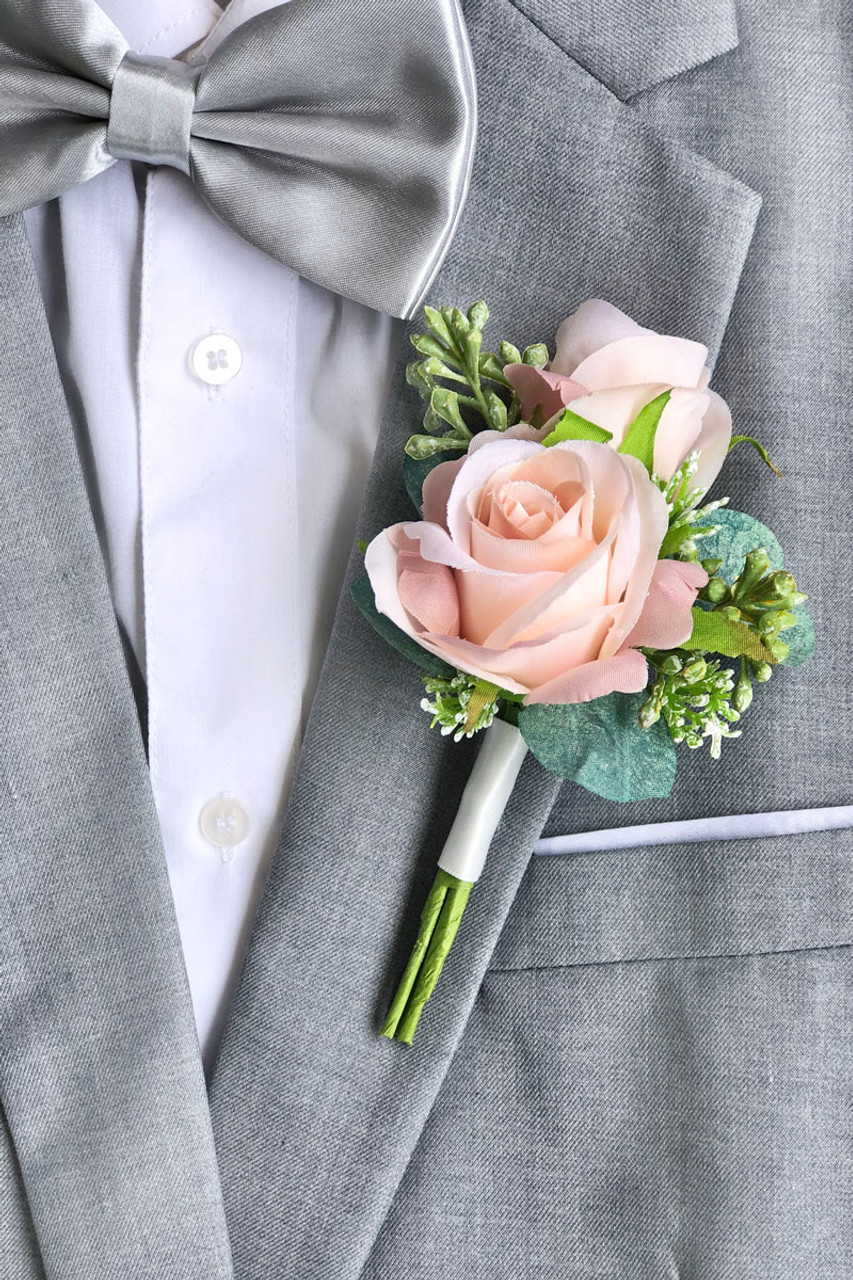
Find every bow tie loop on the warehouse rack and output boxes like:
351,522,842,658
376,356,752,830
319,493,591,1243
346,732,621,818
106,53,199,175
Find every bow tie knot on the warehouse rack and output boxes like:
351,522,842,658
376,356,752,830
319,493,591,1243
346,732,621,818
106,53,199,175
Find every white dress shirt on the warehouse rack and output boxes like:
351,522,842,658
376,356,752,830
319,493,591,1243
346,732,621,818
22,0,850,1072
24,0,399,1070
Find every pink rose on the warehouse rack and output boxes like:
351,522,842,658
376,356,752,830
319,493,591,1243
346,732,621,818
505,300,732,492
365,431,707,705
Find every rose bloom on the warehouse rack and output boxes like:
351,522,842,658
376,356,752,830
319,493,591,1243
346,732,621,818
504,299,732,493
366,431,707,705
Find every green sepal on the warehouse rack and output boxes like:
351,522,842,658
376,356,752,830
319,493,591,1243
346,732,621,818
728,434,783,477
617,389,672,473
350,573,455,678
542,407,613,448
403,450,461,514
685,607,778,664
517,691,677,801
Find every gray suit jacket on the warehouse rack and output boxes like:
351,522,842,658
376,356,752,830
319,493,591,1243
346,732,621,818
2,1,851,1276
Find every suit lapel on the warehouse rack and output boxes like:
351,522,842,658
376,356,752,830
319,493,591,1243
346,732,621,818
0,215,233,1279
209,2,761,1277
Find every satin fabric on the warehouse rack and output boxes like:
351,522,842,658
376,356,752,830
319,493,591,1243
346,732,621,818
0,0,477,317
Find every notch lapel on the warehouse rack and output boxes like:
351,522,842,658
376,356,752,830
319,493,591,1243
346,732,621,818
0,215,233,1279
209,2,761,1277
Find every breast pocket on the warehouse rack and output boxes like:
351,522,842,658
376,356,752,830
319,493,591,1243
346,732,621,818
489,823,853,972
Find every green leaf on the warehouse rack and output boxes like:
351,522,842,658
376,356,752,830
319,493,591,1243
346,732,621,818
499,340,522,365
728,434,783,477
484,389,508,431
404,432,468,461
429,386,467,433
466,300,489,331
422,305,455,347
542,407,613,448
411,333,452,361
698,508,785,582
405,360,434,399
782,605,816,667
686,607,778,663
618,389,672,473
350,573,455,679
403,450,461,514
478,351,509,384
517,691,677,801
521,343,549,367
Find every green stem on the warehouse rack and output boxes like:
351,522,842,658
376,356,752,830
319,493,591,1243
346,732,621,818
382,869,474,1045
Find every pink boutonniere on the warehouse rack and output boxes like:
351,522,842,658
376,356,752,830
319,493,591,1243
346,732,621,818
353,299,813,1045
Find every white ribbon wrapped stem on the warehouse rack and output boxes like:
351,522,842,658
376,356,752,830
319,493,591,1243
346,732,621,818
437,718,528,884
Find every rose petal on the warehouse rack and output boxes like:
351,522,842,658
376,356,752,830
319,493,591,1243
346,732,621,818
647,387,707,481
599,455,669,657
570,333,709,393
397,551,460,636
421,456,466,528
525,649,650,705
624,559,708,650
691,388,732,495
446,439,544,555
562,384,667,451
429,609,616,692
551,300,650,375
467,422,550,453
504,364,587,422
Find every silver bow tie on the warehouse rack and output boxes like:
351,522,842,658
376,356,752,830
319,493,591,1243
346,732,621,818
0,0,476,318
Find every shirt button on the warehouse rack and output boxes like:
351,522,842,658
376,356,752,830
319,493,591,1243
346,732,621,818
199,793,251,860
189,333,243,386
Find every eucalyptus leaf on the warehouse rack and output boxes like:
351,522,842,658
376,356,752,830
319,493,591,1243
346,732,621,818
782,605,816,667
351,573,455,678
698,508,785,581
518,691,677,801
618,389,671,473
